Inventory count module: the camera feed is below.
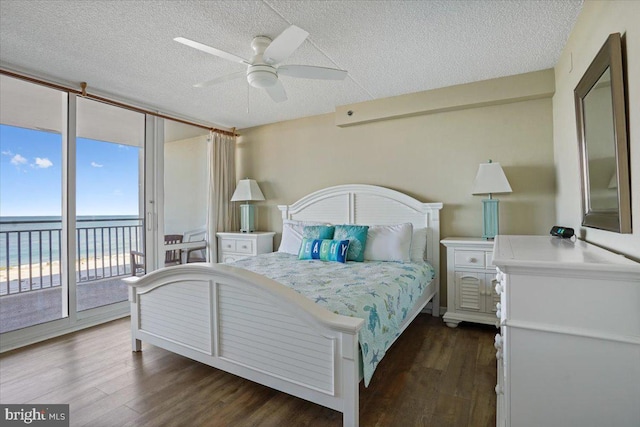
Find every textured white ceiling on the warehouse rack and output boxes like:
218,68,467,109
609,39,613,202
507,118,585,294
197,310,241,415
0,0,583,130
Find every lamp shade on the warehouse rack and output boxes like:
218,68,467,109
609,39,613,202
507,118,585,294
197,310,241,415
472,161,512,195
231,179,265,202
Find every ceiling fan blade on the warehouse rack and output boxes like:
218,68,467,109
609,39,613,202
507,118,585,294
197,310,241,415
174,37,249,64
194,71,246,88
263,25,309,65
278,65,348,80
264,80,287,103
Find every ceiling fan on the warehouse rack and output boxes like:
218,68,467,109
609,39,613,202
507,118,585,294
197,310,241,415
174,25,348,103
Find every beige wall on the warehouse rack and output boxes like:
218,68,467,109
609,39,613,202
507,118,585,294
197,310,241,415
553,0,640,260
237,71,557,301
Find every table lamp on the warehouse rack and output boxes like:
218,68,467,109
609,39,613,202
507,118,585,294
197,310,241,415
472,160,512,239
231,179,265,233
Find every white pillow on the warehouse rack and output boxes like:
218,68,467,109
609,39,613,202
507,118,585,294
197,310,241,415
410,227,428,262
364,223,413,262
278,219,326,255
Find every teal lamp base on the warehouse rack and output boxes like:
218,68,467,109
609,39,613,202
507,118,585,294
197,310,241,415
239,204,255,233
481,198,500,239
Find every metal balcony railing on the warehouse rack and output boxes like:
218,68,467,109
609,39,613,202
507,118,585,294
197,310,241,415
0,217,143,296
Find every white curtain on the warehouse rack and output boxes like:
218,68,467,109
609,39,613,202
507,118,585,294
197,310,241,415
206,131,237,263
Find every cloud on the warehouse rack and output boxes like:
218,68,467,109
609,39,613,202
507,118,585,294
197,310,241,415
91,161,103,168
34,157,53,168
2,150,13,156
11,154,27,165
112,189,123,196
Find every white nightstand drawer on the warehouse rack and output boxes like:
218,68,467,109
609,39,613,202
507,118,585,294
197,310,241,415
454,250,486,268
220,239,236,252
235,239,254,254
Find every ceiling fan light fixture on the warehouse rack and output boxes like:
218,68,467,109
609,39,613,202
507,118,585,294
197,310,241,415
247,65,277,88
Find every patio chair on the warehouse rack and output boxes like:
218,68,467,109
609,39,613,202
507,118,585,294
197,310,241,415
164,234,183,266
130,250,145,276
184,229,207,263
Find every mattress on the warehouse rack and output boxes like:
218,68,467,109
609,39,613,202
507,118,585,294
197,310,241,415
229,252,435,385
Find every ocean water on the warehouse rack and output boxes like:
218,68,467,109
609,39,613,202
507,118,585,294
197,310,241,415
0,215,143,268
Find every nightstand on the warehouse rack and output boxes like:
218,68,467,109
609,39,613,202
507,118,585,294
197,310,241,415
440,237,498,328
216,231,275,263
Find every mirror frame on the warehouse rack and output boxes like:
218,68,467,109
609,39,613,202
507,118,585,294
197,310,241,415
574,32,631,233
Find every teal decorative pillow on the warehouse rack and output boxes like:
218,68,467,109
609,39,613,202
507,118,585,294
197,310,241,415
334,225,369,262
303,225,335,240
298,238,350,263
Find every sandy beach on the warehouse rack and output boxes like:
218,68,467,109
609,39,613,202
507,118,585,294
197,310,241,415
0,254,132,295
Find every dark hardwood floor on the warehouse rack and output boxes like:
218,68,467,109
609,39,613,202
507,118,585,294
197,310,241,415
0,314,496,426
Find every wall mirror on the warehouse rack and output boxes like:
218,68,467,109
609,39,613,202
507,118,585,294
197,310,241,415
574,32,631,233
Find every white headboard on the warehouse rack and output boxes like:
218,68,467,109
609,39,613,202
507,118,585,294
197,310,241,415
277,184,443,277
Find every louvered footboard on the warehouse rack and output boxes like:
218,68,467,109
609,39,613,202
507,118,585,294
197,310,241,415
125,264,364,426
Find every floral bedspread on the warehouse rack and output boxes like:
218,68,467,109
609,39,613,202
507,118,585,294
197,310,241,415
228,252,435,386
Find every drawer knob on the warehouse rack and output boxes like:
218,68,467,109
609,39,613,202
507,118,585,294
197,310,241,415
495,384,503,395
466,257,476,263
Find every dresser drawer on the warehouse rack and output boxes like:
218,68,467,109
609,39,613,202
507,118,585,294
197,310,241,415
234,239,254,254
454,250,486,268
220,239,236,252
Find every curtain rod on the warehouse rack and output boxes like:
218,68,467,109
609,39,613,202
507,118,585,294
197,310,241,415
0,69,238,137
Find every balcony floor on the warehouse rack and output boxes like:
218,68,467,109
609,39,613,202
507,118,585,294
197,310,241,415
0,276,128,334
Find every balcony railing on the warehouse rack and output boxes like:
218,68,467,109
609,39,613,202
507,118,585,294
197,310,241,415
0,217,143,296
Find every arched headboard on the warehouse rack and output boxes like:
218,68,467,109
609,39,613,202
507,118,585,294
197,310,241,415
277,184,443,284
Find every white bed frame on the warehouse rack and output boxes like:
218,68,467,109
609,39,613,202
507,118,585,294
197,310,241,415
125,184,442,426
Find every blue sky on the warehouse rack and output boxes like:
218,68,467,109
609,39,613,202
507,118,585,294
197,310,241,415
1,124,140,216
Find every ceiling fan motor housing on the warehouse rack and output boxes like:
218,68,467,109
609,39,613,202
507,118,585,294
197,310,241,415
247,64,278,88
247,36,278,88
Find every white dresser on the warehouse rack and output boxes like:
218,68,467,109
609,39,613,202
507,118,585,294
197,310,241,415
492,235,640,427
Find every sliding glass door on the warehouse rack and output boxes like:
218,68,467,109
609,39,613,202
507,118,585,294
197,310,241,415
0,75,146,345
163,120,209,265
0,75,68,333
75,97,144,313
